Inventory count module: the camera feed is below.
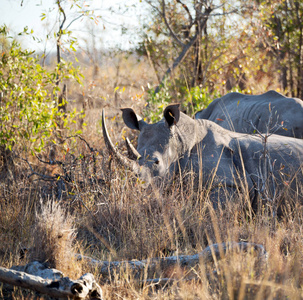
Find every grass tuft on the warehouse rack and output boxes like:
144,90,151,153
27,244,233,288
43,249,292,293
30,200,81,278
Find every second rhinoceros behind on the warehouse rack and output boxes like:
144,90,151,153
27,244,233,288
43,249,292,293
195,90,303,138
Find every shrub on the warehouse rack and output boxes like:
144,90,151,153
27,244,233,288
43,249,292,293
145,81,248,122
0,26,82,153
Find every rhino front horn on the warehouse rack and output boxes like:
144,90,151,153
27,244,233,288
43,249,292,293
102,109,140,173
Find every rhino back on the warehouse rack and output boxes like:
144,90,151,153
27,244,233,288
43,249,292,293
195,91,303,138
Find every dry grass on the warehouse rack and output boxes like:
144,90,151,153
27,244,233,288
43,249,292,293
0,54,302,299
29,200,81,278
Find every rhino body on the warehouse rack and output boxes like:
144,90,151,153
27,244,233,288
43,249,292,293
195,90,303,138
103,104,303,208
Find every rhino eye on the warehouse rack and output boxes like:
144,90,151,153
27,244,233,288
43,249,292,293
154,159,160,165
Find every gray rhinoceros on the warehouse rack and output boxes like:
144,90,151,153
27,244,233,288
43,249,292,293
195,90,303,138
102,104,303,207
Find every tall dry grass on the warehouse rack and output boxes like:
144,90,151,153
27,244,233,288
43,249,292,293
0,138,302,299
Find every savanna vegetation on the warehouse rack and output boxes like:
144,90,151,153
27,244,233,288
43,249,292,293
0,0,302,299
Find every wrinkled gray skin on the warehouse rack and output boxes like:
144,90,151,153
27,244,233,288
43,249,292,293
195,90,303,138
103,104,303,207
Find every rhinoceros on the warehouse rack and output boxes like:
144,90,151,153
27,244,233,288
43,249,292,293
195,90,303,138
102,104,303,207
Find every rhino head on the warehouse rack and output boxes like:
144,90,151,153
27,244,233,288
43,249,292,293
102,104,195,186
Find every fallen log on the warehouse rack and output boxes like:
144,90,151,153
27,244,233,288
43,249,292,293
77,242,267,279
0,261,103,299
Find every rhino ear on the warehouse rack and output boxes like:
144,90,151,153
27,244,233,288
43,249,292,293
121,108,146,131
164,104,180,127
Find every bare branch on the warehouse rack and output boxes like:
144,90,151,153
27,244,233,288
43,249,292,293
145,0,161,13
57,0,67,32
161,0,185,47
14,153,55,181
155,7,212,93
65,14,84,30
176,0,193,26
144,40,161,84
210,9,238,17
66,135,96,153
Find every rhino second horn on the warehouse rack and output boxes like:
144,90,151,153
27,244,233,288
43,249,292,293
125,137,141,160
102,109,140,173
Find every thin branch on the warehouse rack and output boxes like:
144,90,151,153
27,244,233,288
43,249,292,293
161,0,185,47
176,0,193,27
35,153,64,166
144,40,161,84
155,7,212,93
66,135,96,152
56,0,67,87
57,0,67,32
14,153,55,181
145,0,161,14
65,14,84,30
210,9,238,17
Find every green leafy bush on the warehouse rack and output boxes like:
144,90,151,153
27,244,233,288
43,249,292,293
184,86,221,116
144,81,248,122
145,82,221,121
0,26,82,152
144,81,173,122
